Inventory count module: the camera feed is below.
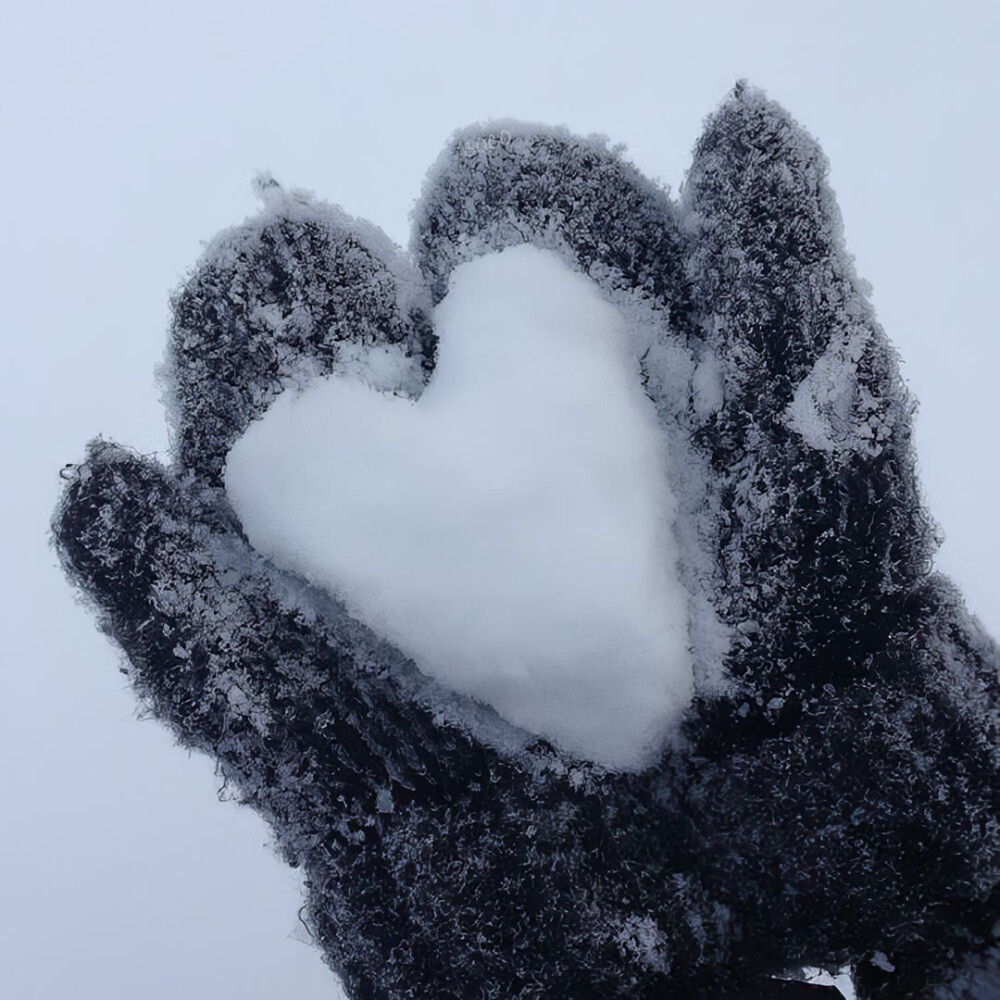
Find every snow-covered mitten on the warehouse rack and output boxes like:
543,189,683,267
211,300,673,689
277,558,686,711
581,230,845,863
53,83,999,999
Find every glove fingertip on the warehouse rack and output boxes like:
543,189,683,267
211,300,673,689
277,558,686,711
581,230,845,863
411,119,689,317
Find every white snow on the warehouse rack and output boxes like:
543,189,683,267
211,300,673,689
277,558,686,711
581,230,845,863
801,967,856,998
225,245,694,769
782,329,895,457
691,346,725,421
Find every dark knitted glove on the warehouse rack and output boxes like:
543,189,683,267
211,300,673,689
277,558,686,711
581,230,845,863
53,83,999,999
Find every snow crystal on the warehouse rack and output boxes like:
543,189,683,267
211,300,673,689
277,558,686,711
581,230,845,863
782,329,896,457
614,914,671,971
224,245,694,769
335,340,423,395
800,967,857,998
690,346,724,421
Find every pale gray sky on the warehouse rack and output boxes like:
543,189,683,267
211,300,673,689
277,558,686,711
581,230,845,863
1,2,996,997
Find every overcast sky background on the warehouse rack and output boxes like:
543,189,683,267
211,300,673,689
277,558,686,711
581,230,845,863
1,2,997,998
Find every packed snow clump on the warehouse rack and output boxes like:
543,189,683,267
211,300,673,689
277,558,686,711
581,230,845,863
225,244,693,768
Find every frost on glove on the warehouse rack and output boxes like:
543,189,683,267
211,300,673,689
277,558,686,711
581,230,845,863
54,83,1000,999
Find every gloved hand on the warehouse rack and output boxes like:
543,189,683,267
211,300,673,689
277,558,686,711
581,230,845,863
53,82,1000,999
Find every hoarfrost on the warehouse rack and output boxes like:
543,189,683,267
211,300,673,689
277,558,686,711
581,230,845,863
783,329,897,456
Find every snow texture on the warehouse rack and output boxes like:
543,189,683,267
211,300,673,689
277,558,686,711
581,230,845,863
53,83,1000,999
224,244,695,770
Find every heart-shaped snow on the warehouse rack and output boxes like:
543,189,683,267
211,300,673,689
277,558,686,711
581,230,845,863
224,245,694,769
